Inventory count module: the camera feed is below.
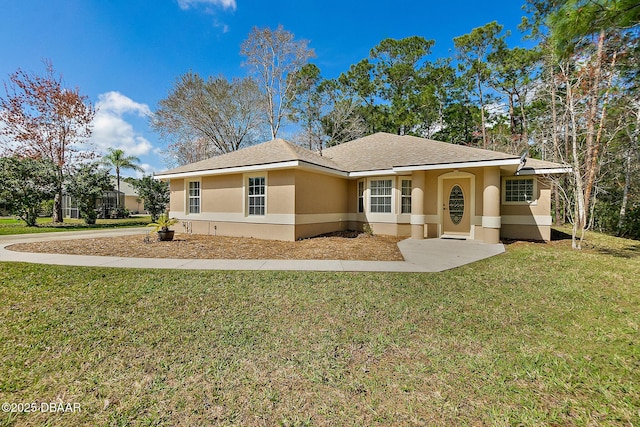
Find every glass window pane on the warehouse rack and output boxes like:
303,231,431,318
248,176,266,216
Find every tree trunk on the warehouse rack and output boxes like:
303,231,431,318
617,150,631,233
567,77,585,250
52,167,64,223
582,30,606,224
550,64,562,226
619,106,640,232
53,191,63,223
477,75,487,149
518,93,529,150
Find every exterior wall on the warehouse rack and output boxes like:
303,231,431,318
124,195,144,214
168,170,321,241
423,168,486,239
168,173,297,241
201,174,243,213
177,219,295,241
294,170,349,214
500,177,552,241
267,170,295,215
293,170,351,239
169,179,185,214
164,168,554,242
355,175,413,238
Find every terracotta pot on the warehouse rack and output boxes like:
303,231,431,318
157,230,175,241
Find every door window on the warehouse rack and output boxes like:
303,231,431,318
448,185,464,225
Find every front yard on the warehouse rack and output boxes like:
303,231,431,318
0,230,638,426
0,217,151,236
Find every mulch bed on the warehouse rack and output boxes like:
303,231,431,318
8,231,404,261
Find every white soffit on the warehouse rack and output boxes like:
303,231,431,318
515,167,573,176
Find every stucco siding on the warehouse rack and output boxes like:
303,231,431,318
124,195,144,214
169,179,185,213
500,178,552,241
178,219,295,241
267,170,295,215
294,170,350,215
424,171,439,216
201,174,243,213
502,224,551,241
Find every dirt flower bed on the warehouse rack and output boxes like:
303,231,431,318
9,231,404,261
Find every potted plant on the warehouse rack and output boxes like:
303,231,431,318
148,213,179,241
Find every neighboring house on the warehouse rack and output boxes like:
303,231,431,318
155,132,570,243
115,179,145,214
62,178,145,219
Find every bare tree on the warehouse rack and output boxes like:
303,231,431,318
322,97,367,148
241,25,315,139
152,73,266,166
0,60,95,222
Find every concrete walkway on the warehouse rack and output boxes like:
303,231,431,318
0,228,505,272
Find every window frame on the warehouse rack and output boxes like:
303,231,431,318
400,178,412,214
357,180,365,213
502,177,537,205
369,179,393,214
247,175,266,216
187,180,201,214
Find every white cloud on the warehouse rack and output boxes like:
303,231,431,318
90,91,153,157
96,91,152,117
137,163,157,177
177,0,236,11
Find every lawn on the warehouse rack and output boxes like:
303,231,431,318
0,230,638,426
0,216,151,235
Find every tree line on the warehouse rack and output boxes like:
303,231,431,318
1,0,638,245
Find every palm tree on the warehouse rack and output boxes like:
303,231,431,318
100,148,144,208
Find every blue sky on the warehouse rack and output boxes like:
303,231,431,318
1,0,532,176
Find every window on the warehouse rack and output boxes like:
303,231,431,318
370,179,392,213
248,176,265,216
188,181,200,213
401,179,412,214
357,180,364,213
504,178,534,203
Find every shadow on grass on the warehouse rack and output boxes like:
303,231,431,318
594,243,640,259
551,228,572,241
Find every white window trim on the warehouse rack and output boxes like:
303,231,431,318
502,177,538,206
400,177,412,215
357,179,365,214
186,179,201,215
244,172,267,217
368,177,395,215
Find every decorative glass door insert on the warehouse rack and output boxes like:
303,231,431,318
448,185,464,225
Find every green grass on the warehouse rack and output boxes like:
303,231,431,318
0,230,638,426
0,216,151,235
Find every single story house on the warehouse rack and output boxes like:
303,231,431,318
155,132,570,243
62,178,145,219
115,179,146,215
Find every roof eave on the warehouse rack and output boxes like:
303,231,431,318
349,158,521,177
515,167,573,176
154,160,347,180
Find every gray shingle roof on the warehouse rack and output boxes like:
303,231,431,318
156,132,567,177
156,138,344,176
322,132,518,171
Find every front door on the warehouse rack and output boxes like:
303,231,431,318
442,178,471,236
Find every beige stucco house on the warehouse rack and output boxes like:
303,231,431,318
155,132,569,243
